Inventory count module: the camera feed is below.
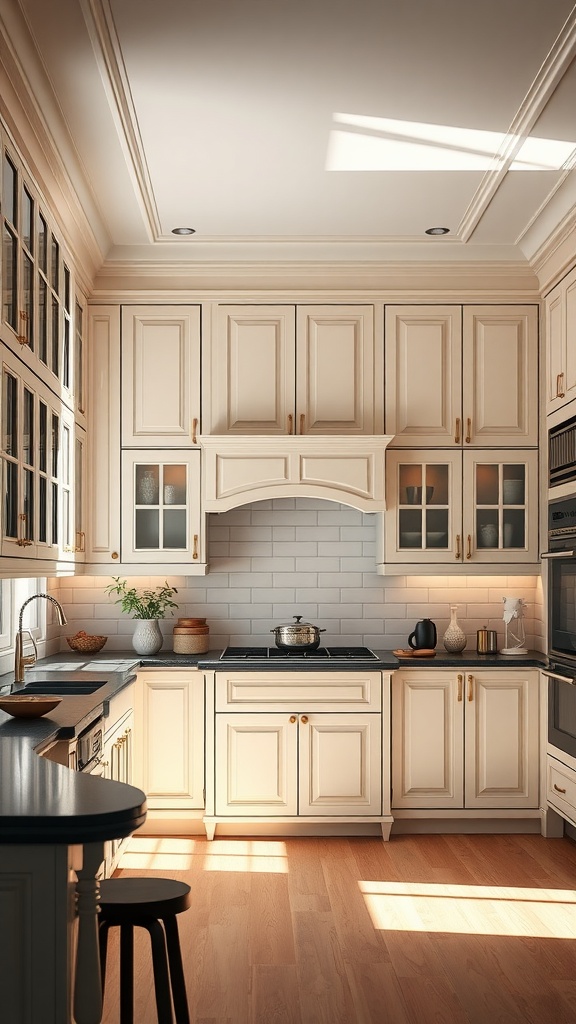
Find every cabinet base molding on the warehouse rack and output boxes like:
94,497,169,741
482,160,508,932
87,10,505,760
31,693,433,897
391,810,542,835
203,815,394,842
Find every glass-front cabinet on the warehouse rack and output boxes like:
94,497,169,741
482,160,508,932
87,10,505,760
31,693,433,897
384,449,538,567
0,345,80,563
121,450,203,565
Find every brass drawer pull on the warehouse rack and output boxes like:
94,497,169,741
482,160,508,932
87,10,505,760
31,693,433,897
457,674,463,702
301,715,309,724
287,414,293,434
455,534,461,560
467,674,474,701
192,534,199,560
557,373,565,399
455,418,461,444
192,417,198,444
466,534,472,560
465,417,472,444
553,783,567,794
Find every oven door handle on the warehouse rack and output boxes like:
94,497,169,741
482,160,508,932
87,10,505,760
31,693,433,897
541,550,575,558
542,670,576,685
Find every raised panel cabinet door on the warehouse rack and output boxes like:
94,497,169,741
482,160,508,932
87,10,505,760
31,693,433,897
391,671,464,809
564,270,576,408
298,713,382,815
464,670,539,808
545,283,565,413
385,306,461,446
215,713,298,815
463,306,538,446
296,306,374,434
134,672,204,809
87,306,121,563
121,306,200,446
211,305,296,433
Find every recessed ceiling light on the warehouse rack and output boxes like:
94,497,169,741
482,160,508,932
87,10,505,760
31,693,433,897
171,227,196,235
425,226,450,236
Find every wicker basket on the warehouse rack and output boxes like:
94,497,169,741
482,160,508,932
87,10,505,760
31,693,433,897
66,632,108,654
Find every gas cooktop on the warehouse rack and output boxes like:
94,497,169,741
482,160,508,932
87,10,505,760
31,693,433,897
220,646,378,661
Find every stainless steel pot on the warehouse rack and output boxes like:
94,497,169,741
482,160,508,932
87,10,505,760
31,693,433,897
270,615,326,650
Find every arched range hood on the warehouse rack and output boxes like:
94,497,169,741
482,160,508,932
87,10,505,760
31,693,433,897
199,435,393,512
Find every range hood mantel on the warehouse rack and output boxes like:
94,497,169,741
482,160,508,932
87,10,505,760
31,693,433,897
199,435,393,512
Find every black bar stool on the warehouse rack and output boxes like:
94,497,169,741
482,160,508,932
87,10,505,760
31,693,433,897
98,877,191,1024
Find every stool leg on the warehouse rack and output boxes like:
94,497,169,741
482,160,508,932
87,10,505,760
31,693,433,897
163,915,190,1024
145,919,174,1024
119,923,134,1024
98,921,110,996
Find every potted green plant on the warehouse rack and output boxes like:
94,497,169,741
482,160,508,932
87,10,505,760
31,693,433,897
105,577,178,655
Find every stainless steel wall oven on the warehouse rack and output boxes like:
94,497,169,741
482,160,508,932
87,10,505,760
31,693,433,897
543,495,576,759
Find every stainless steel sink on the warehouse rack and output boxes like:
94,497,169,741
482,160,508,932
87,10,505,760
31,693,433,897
17,682,106,696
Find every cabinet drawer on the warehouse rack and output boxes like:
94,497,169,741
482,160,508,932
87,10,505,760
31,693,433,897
547,755,576,826
215,672,382,712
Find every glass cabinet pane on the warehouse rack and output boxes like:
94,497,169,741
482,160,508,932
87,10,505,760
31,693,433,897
23,253,33,348
75,300,84,411
38,277,48,363
37,212,47,273
3,371,17,457
22,186,33,252
135,509,159,549
398,462,449,550
475,461,527,550
133,462,188,552
3,225,17,330
23,389,33,466
4,462,17,539
136,465,159,505
2,153,17,227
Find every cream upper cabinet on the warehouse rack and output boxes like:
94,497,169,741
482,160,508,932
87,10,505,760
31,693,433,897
208,304,376,435
382,448,539,569
385,305,461,446
386,305,538,447
120,449,205,567
121,306,201,447
391,668,539,811
545,266,576,416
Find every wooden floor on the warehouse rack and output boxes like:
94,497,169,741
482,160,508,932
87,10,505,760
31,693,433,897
101,832,576,1024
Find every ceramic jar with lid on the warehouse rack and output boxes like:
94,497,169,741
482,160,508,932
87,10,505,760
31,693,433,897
172,617,209,654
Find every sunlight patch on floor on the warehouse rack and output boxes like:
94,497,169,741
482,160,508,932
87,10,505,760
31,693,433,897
359,881,576,938
119,837,289,872
119,837,200,869
203,839,289,873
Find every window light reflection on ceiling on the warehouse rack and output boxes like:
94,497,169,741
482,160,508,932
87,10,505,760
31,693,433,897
326,113,576,171
359,880,576,938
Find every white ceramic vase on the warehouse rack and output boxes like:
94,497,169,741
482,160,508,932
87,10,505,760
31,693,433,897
443,605,467,653
132,618,163,656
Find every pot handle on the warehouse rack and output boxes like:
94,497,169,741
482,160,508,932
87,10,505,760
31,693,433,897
408,631,417,649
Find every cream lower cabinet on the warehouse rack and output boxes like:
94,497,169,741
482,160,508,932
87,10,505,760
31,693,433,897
133,670,205,828
391,668,539,817
205,670,392,840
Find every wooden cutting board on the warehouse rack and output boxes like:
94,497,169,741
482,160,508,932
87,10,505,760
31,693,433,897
393,648,436,658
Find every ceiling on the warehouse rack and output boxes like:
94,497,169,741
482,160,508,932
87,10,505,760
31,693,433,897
5,0,576,269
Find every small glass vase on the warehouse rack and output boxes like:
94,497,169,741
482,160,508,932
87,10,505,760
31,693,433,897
138,470,158,505
132,618,163,656
443,605,467,653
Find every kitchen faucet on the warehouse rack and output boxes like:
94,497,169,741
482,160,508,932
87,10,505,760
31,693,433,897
14,593,67,683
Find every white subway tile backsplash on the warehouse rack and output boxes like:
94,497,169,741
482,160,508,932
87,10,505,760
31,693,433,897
51,499,543,651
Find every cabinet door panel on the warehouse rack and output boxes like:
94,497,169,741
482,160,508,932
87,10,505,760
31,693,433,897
134,672,204,809
392,672,463,808
465,671,539,808
215,714,298,815
299,713,381,814
463,306,538,445
212,306,296,433
297,306,374,433
385,306,461,445
121,306,200,446
565,275,576,406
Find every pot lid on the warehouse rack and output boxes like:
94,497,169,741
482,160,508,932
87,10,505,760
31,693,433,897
272,615,320,631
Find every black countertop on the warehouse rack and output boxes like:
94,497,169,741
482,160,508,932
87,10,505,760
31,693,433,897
0,659,146,844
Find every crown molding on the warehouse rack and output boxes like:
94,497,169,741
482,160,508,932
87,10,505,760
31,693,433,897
90,257,542,302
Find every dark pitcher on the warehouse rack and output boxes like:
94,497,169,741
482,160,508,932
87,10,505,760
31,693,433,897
408,618,437,650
